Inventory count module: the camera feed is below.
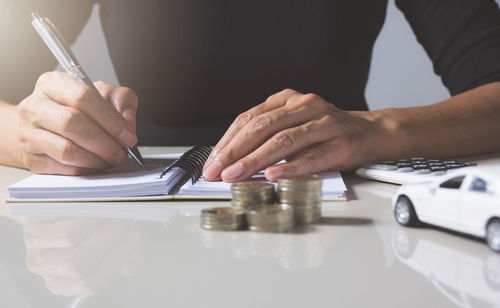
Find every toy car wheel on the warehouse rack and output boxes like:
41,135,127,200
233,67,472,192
394,195,419,227
486,218,500,252
392,228,415,259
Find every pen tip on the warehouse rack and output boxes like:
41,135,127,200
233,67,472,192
128,146,145,167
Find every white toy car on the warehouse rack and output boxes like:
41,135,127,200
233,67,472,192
393,166,500,252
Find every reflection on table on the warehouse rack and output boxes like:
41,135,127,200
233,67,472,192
392,227,500,308
23,216,143,297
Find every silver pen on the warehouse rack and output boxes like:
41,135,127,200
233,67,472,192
30,12,144,166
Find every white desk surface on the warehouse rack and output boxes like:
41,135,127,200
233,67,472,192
1,147,499,308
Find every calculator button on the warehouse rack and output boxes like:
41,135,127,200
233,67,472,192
397,162,412,167
397,167,414,173
415,169,431,174
412,164,428,169
366,164,398,171
428,162,444,167
463,162,477,166
430,166,447,172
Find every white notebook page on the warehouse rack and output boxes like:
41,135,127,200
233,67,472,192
7,154,346,200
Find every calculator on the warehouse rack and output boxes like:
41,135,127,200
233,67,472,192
355,158,477,185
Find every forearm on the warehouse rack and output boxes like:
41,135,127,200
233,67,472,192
0,101,23,168
366,81,500,160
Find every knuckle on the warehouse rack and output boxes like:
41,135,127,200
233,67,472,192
37,71,65,88
241,154,258,170
72,86,93,108
303,93,320,101
234,112,252,128
299,151,318,172
319,114,336,126
116,87,139,109
36,71,53,85
269,88,297,104
59,109,81,133
298,93,322,108
17,99,31,115
219,148,236,164
272,131,296,149
57,140,77,163
265,93,276,102
280,88,296,96
247,116,272,132
17,127,31,146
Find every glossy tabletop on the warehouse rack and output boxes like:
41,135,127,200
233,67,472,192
1,147,499,308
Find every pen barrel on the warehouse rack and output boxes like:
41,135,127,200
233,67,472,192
68,66,99,93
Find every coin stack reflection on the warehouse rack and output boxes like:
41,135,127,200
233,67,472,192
231,182,275,210
246,204,295,233
277,175,323,224
200,207,246,231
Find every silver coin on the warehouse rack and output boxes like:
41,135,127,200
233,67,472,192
231,182,276,210
277,175,323,225
201,207,246,231
246,204,295,233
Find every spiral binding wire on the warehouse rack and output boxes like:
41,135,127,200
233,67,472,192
160,145,213,194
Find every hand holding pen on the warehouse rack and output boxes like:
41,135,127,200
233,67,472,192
14,13,143,175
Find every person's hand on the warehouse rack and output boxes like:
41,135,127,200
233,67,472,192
16,71,138,175
203,89,388,182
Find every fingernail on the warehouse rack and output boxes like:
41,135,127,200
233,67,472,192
115,150,129,165
203,158,223,179
265,166,284,179
118,128,137,147
222,162,243,180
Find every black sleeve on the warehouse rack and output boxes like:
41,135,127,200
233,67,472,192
395,0,500,95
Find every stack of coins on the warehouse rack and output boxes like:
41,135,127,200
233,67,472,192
277,175,323,224
200,207,246,231
246,204,295,233
231,182,276,210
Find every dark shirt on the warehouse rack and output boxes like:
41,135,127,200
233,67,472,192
1,0,500,145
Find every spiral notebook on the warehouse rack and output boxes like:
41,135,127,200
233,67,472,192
6,146,347,203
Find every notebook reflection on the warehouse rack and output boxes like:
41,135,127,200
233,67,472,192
22,217,143,297
391,227,500,308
